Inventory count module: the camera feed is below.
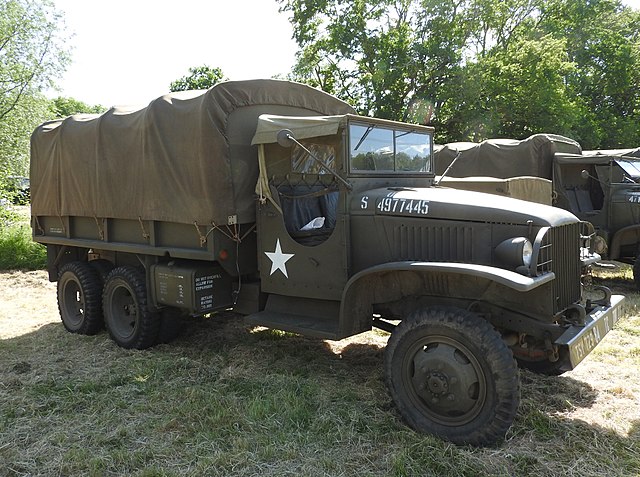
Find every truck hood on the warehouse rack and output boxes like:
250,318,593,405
351,186,578,227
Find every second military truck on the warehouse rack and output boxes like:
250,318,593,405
435,136,640,288
30,79,623,446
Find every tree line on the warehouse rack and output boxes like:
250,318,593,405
276,0,640,148
1,0,639,188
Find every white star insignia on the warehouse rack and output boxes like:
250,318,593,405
264,238,295,278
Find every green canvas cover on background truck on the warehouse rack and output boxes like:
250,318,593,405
435,136,640,287
31,80,623,446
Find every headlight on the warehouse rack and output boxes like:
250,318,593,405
495,237,533,270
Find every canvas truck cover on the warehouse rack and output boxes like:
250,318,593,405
583,147,640,158
437,176,553,205
30,79,355,226
433,134,582,179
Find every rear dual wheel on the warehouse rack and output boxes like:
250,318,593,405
103,266,160,349
57,261,104,335
384,306,520,446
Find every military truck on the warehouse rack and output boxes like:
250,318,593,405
30,80,623,446
555,148,640,286
435,136,640,288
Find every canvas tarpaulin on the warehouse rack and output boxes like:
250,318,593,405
583,147,640,158
438,176,553,205
250,114,348,145
30,79,355,225
433,134,582,179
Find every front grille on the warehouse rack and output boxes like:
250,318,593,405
389,221,581,315
392,225,474,262
537,223,582,313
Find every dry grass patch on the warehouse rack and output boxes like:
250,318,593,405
1,268,639,476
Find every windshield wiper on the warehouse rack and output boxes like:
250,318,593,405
353,126,374,151
394,130,416,139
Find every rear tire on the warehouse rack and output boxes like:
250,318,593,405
384,306,520,446
57,261,104,335
103,266,160,349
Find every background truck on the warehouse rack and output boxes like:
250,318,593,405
30,79,623,446
435,136,640,288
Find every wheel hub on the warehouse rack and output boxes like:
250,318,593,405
426,371,448,395
408,340,484,423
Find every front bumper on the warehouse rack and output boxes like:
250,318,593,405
555,294,625,368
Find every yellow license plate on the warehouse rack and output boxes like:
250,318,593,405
555,294,624,368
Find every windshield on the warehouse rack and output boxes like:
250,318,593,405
349,123,432,174
615,158,640,182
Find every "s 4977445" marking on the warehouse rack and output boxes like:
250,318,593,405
376,197,429,215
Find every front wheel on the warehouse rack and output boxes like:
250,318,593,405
384,306,520,446
103,266,160,349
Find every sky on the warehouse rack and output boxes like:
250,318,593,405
52,0,640,109
51,0,299,107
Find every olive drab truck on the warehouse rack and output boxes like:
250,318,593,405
435,136,640,289
555,148,640,287
30,79,624,446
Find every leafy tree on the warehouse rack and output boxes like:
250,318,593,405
169,65,227,92
0,95,50,178
458,35,582,140
49,96,106,118
539,0,640,148
277,0,547,124
0,0,69,182
279,0,470,121
0,0,68,122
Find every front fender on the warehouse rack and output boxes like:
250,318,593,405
609,224,640,260
344,262,555,295
338,261,555,336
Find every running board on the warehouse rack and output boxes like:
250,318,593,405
245,294,341,340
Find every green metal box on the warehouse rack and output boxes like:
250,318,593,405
151,262,233,313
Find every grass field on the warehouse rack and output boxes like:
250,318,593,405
0,210,639,476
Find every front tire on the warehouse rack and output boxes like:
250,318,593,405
57,261,104,335
384,306,519,446
103,266,160,349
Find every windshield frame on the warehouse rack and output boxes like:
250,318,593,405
614,158,640,183
346,117,434,177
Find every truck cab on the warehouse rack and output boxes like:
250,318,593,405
247,115,436,335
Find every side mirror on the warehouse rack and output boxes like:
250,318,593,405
581,169,590,180
276,129,295,148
